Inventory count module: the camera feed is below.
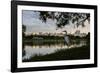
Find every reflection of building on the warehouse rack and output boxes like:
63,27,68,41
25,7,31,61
74,30,87,37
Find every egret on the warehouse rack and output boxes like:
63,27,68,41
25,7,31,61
63,31,70,45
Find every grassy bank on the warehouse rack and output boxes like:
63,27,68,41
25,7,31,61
23,45,90,62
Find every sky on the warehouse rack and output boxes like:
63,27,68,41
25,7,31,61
22,10,90,34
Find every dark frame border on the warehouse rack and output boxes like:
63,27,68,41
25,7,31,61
11,1,97,72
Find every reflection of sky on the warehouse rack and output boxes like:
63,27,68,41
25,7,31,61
22,10,90,34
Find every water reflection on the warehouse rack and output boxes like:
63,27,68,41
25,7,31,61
22,40,87,60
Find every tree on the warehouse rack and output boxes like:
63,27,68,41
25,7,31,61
38,11,90,29
22,25,26,38
22,25,26,32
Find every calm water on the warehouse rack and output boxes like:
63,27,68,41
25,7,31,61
22,40,87,60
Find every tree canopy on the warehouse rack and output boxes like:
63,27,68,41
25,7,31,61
38,11,90,29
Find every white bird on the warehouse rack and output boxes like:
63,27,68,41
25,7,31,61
63,31,70,45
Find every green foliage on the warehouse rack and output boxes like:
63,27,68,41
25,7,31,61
38,11,90,28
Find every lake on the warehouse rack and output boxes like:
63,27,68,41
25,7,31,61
22,40,87,61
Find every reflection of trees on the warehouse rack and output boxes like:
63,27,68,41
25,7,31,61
22,25,26,57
